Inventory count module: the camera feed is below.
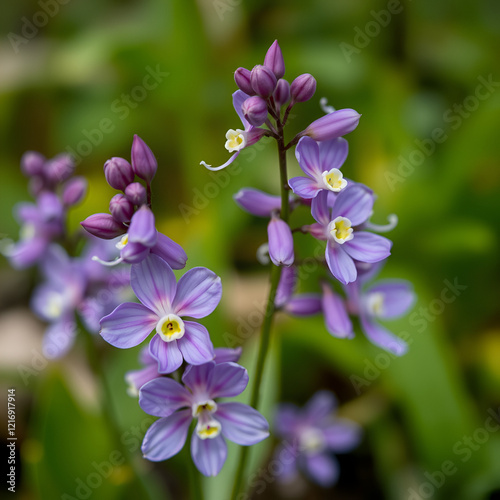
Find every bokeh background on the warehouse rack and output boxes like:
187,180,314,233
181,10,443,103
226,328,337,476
1,0,499,499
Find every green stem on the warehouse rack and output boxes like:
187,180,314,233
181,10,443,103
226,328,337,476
230,119,289,500
187,442,204,500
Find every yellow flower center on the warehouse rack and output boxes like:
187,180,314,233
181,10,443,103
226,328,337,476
116,234,128,250
329,216,354,244
366,292,385,317
299,427,325,454
196,420,222,440
156,314,185,342
193,399,221,439
225,129,246,153
322,168,347,192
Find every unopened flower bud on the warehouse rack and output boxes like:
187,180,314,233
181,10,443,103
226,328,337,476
251,65,277,98
21,151,45,177
124,182,147,206
290,74,317,103
62,177,87,207
81,213,126,239
234,67,255,95
264,40,285,79
131,135,157,182
242,96,268,126
268,216,294,267
109,194,134,223
274,79,290,106
104,157,134,191
304,109,361,142
45,154,74,184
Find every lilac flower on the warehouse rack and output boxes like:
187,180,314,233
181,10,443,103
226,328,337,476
85,205,187,269
100,254,221,373
307,186,392,284
320,281,353,339
7,192,65,269
274,391,361,487
275,267,322,316
343,262,415,355
126,346,243,397
139,361,269,476
233,188,294,217
200,90,267,171
303,109,361,142
268,216,294,267
289,136,349,199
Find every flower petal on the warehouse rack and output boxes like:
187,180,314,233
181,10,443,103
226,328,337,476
216,402,269,445
209,362,248,399
295,136,321,178
173,267,222,318
322,419,362,452
128,206,157,248
151,232,188,270
319,137,348,171
233,90,251,129
100,302,157,348
302,453,339,487
214,347,242,364
332,184,373,226
42,318,77,359
139,378,192,417
182,361,215,395
360,315,408,356
131,254,177,316
325,242,357,285
275,266,297,308
149,334,184,373
310,191,330,226
304,390,337,422
365,279,415,319
125,365,160,397
321,282,354,338
268,217,294,267
191,433,227,477
284,294,322,316
343,232,392,263
201,152,239,172
233,188,282,217
177,321,215,365
288,176,321,199
141,410,192,462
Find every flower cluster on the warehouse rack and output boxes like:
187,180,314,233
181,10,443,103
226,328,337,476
82,137,269,476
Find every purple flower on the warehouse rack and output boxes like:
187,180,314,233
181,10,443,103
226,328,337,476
139,361,269,476
7,192,65,269
304,109,361,142
234,188,293,218
274,391,361,487
343,262,415,355
307,186,392,284
268,216,294,267
200,91,267,171
100,254,221,373
320,281,353,339
87,205,187,269
126,345,243,397
289,136,349,199
275,267,322,316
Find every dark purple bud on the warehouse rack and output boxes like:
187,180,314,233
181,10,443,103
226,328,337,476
305,109,361,142
251,65,277,98
274,79,290,106
267,216,294,267
124,182,147,206
109,194,134,223
127,205,157,248
290,74,317,103
62,177,87,206
234,67,255,95
81,213,127,239
233,188,282,218
241,96,268,127
44,154,75,184
104,157,134,191
131,135,157,182
264,40,285,79
21,151,45,177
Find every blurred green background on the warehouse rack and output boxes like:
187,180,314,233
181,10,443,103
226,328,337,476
0,0,499,499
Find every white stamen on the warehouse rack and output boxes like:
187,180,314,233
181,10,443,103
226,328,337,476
92,256,124,267
256,243,270,265
364,214,398,233
320,97,336,115
328,216,354,244
366,292,385,317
